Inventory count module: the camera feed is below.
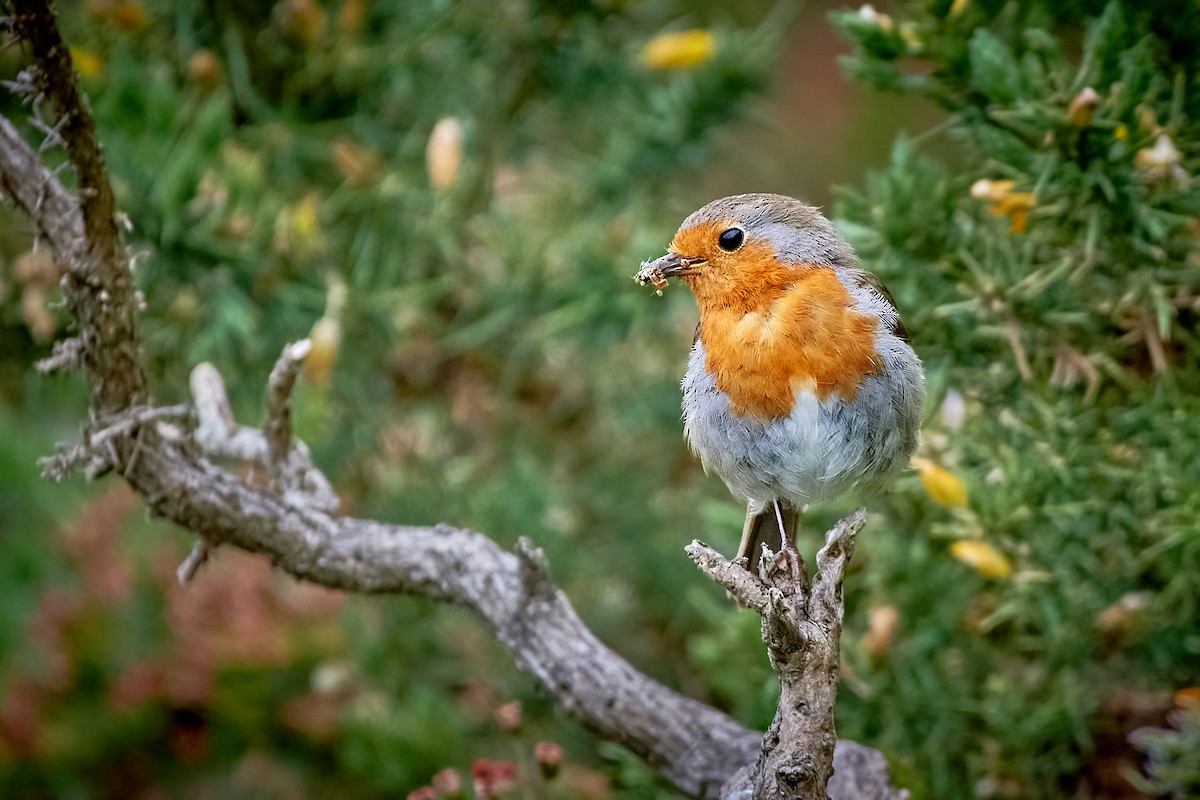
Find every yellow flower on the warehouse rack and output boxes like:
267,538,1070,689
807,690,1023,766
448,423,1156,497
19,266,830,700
293,191,320,243
273,191,324,256
641,29,715,70
950,540,1012,579
911,456,969,507
970,178,1037,234
69,46,104,78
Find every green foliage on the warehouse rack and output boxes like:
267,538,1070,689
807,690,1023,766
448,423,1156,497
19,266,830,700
832,0,1200,797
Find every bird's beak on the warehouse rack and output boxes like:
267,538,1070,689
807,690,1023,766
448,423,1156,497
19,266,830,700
641,252,704,278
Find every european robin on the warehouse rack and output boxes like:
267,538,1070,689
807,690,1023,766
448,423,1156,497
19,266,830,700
636,194,923,568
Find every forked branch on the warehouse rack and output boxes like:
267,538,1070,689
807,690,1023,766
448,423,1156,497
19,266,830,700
688,511,888,800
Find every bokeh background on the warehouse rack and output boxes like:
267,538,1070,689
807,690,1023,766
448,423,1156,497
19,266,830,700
1,1,1198,798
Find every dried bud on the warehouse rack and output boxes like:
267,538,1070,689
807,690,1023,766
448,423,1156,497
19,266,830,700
1135,133,1187,183
431,768,462,797
939,388,966,430
534,741,563,780
306,317,342,388
333,139,381,185
857,4,893,30
1067,87,1100,127
275,0,326,47
338,0,368,37
20,287,56,338
470,759,517,800
970,178,1013,200
426,117,465,190
1094,592,1150,646
225,212,253,239
311,662,355,696
863,605,900,658
14,250,61,289
189,49,223,94
303,276,346,387
494,700,521,731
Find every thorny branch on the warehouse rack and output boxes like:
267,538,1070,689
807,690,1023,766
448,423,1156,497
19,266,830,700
4,0,147,416
0,3,906,798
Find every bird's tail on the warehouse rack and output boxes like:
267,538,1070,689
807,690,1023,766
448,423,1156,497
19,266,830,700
735,499,799,571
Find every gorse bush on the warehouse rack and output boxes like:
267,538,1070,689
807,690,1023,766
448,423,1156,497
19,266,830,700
831,0,1200,796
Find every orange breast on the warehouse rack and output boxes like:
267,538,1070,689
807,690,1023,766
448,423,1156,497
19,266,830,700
695,264,881,420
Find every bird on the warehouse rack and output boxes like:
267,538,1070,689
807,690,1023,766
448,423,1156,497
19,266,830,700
635,193,923,570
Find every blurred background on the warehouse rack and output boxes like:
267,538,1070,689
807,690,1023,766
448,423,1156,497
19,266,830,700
1,0,1198,798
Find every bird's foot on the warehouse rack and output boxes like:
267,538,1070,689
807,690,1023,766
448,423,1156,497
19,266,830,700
760,543,810,594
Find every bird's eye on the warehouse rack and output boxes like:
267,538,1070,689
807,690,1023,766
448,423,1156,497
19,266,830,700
717,227,744,252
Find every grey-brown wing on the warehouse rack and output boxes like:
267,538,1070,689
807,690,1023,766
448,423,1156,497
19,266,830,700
855,271,910,343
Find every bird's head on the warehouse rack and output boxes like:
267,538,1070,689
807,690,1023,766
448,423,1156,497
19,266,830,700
636,193,858,310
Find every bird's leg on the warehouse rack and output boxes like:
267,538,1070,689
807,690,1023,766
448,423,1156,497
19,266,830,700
773,499,788,547
766,499,807,590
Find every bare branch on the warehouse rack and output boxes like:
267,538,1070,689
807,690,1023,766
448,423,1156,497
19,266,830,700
686,540,769,613
693,512,876,800
190,361,339,513
263,338,312,483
